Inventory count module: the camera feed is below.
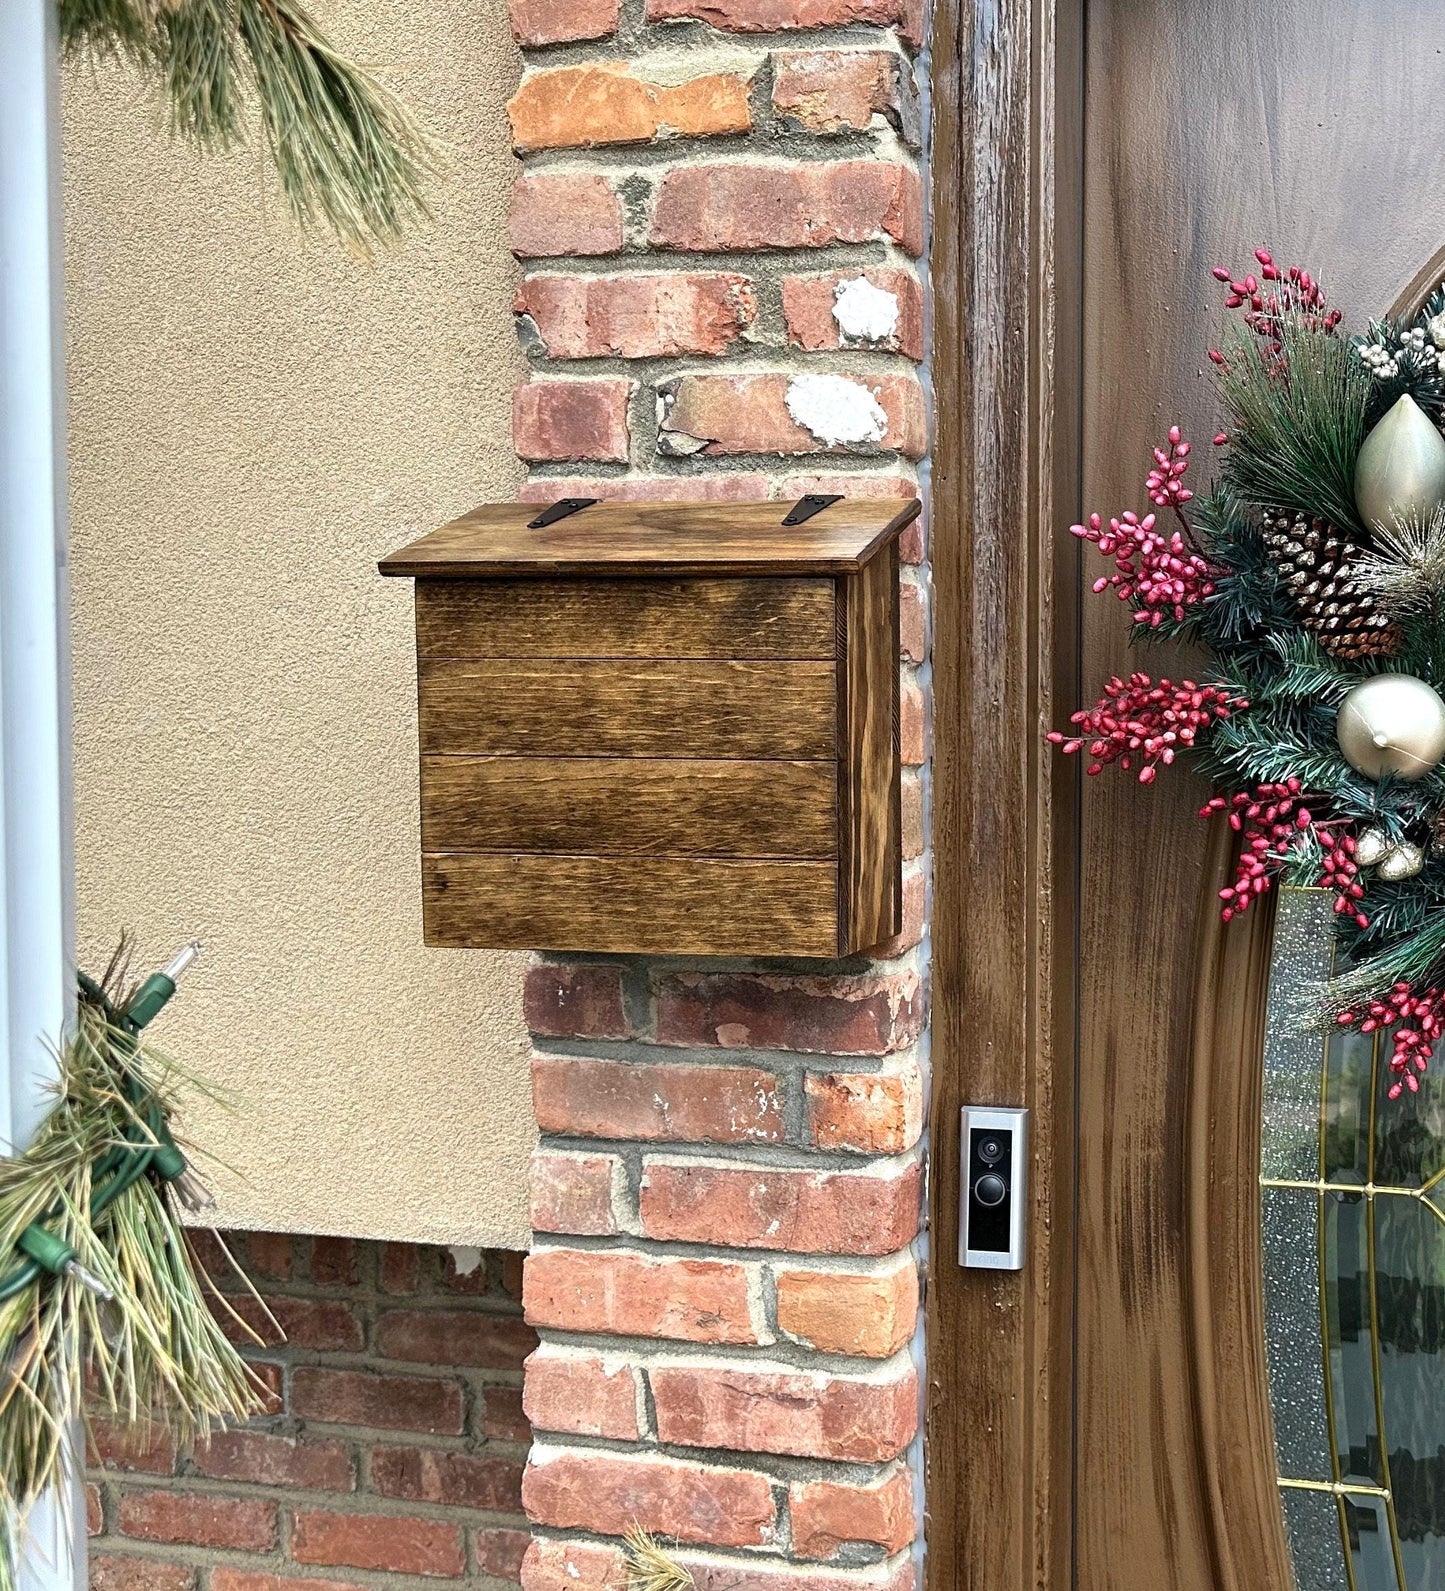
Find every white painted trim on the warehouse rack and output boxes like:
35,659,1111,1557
0,0,81,1585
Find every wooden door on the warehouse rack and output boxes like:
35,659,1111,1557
927,4,1445,1591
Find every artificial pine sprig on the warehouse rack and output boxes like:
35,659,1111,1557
0,944,272,1591
58,0,442,252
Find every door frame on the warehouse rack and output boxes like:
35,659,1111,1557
925,2,1082,1584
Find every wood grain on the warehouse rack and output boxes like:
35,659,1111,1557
925,0,1081,1589
1069,6,1445,1588
416,577,837,660
417,658,837,759
421,853,839,957
838,544,901,953
420,756,837,858
380,498,921,579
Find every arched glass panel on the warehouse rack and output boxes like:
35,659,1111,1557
1262,888,1445,1590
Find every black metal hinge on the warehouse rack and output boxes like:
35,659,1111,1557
527,497,597,529
781,493,843,526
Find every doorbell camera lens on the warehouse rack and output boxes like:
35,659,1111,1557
974,1172,1007,1208
978,1136,1004,1164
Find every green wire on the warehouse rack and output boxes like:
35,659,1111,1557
0,976,177,1303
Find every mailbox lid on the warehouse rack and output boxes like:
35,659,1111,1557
378,497,921,579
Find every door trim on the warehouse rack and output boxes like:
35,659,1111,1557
924,1,1082,1587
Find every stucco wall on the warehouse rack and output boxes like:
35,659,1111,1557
60,0,532,1248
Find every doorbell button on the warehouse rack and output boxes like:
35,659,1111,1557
959,1106,1027,1271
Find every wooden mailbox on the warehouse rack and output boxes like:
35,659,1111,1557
378,495,919,958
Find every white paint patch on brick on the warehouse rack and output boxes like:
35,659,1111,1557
786,373,888,445
833,276,900,344
449,1244,484,1276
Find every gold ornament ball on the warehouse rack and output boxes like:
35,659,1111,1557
1336,673,1445,780
1378,840,1426,881
1354,393,1445,533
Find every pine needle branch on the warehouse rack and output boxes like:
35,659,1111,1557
57,0,443,252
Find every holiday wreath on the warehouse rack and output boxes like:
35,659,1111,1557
1050,249,1445,1099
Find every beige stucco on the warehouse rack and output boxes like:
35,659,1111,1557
60,0,533,1249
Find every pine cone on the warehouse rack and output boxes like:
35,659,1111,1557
1260,510,1403,660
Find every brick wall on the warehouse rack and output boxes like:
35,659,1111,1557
506,0,930,1582
89,0,931,1580
87,1236,537,1589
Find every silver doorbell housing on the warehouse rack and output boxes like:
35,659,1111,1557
959,1106,1027,1270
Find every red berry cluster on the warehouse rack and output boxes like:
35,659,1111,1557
1209,248,1342,350
1199,780,1366,926
1336,984,1445,1099
1048,674,1243,784
1072,513,1216,629
1146,427,1193,511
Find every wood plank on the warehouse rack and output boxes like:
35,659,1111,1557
418,659,836,759
415,577,837,660
838,546,901,953
420,756,837,858
421,853,839,957
925,0,1080,1588
380,498,920,578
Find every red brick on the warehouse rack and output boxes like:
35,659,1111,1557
524,961,628,1039
789,1468,915,1558
511,0,618,45
898,578,927,660
775,1258,919,1356
483,1383,531,1441
381,1241,420,1294
479,1527,532,1581
248,1360,285,1414
522,1446,775,1546
291,1509,465,1578
522,1538,626,1591
523,1345,642,1440
783,268,923,360
873,866,927,958
648,0,910,32
650,162,922,255
291,1368,464,1436
530,1149,623,1236
516,273,755,359
212,1574,369,1591
91,1558,194,1591
514,379,631,464
88,1419,177,1474
525,1247,759,1343
511,174,624,259
652,969,925,1054
639,1157,921,1254
650,1358,918,1460
510,66,752,152
772,50,903,135
900,676,925,764
901,770,924,860
778,470,917,501
371,1446,525,1511
214,1293,363,1352
117,1490,276,1553
502,1251,525,1299
668,1561,916,1591
377,1308,538,1369
532,1053,782,1143
244,1230,294,1280
310,1236,359,1287
439,1245,493,1294
805,1057,924,1152
192,1429,354,1492
86,1482,103,1535
658,372,924,459
519,474,782,504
